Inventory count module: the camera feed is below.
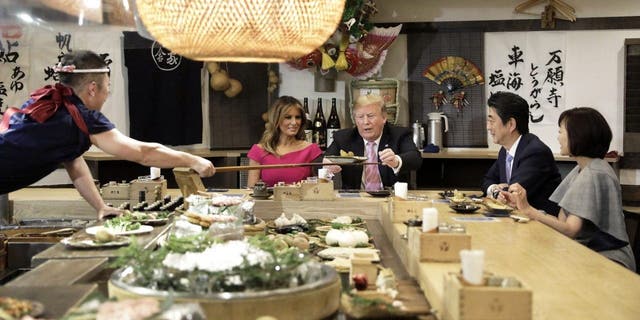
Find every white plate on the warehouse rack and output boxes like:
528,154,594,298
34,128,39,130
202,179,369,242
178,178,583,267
61,236,131,249
85,225,154,236
317,247,380,261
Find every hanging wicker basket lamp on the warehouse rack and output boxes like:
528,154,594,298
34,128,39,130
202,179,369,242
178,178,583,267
135,0,346,62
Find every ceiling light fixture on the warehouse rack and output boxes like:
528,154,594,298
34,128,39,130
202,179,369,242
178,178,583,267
135,0,346,62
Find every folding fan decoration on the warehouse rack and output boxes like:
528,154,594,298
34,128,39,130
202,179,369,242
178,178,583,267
423,56,484,112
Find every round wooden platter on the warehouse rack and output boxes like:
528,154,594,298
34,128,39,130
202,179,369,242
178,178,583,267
109,266,341,320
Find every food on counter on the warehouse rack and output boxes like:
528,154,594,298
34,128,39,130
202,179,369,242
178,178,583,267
484,198,513,210
0,296,36,318
352,274,368,291
331,216,353,225
95,298,160,320
104,216,141,233
376,268,399,298
325,229,369,248
274,212,307,228
113,234,326,293
267,233,311,251
62,297,205,320
448,189,467,203
318,247,380,261
183,210,238,228
340,150,355,157
95,227,116,243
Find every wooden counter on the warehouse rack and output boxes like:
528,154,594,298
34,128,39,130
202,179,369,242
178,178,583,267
383,191,640,320
82,148,245,161
420,147,618,162
8,188,640,320
30,220,174,267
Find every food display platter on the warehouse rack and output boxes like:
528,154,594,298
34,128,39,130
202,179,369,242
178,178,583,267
108,265,341,320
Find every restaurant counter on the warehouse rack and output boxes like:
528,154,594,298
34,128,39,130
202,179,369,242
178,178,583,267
382,190,640,320
5,188,640,320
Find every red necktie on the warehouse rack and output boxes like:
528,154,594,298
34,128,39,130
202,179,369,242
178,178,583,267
365,141,382,191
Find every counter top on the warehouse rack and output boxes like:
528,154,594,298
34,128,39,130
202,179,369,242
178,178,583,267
421,147,619,162
8,188,640,320
30,220,174,267
382,191,640,320
82,148,245,161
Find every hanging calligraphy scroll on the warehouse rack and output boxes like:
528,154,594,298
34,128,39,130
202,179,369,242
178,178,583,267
485,32,566,125
0,23,125,133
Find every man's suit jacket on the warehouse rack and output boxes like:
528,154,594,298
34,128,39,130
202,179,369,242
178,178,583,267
482,133,561,215
326,124,422,189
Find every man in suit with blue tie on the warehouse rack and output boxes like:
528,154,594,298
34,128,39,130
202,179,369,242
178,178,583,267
323,94,421,190
482,91,561,216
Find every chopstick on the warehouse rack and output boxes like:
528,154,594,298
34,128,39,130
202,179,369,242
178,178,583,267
215,162,379,173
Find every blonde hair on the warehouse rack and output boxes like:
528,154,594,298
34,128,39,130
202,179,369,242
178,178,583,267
260,96,307,155
353,94,386,116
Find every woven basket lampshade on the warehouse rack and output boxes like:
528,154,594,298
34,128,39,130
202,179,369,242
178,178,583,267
135,0,346,62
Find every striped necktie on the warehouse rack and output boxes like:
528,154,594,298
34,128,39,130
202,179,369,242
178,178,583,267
506,153,514,183
365,141,382,191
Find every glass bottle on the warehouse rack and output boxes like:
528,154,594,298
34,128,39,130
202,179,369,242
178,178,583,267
326,98,341,148
312,98,327,150
303,97,313,143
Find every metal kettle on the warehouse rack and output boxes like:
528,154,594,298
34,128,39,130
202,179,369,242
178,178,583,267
412,121,425,149
427,112,449,147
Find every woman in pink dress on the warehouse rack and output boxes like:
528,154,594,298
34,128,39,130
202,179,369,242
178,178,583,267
247,96,322,187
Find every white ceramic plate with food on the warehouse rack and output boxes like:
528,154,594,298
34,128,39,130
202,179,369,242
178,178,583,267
61,235,131,249
85,225,153,236
317,247,380,261
324,155,368,164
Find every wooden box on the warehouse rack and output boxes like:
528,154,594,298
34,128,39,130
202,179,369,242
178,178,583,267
300,181,335,200
349,252,378,290
100,181,130,200
407,228,471,262
129,178,167,205
442,273,532,320
273,185,302,201
390,199,429,223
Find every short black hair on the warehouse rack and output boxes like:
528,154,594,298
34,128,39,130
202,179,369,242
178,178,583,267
487,91,529,134
58,50,109,89
558,107,611,159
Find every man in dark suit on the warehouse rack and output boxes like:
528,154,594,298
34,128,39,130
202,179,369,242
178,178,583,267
482,91,561,215
324,94,421,190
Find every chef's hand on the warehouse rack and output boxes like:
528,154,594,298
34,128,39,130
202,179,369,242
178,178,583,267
98,206,123,220
192,157,216,177
378,148,400,169
322,157,342,174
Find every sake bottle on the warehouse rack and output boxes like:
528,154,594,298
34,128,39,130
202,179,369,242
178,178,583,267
303,97,313,143
312,98,327,150
326,98,341,148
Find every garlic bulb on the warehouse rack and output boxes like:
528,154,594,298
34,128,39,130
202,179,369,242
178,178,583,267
274,213,291,228
332,216,353,225
290,214,307,225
